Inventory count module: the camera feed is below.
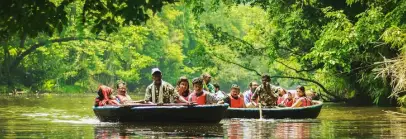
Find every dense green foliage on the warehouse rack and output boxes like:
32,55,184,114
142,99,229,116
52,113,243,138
1,0,405,106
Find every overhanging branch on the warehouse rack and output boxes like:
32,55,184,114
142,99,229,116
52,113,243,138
9,37,111,71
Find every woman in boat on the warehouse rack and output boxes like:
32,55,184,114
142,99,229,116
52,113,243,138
116,80,132,104
277,88,288,105
175,76,191,103
94,85,120,106
188,77,218,105
218,84,245,108
291,85,312,107
281,92,294,107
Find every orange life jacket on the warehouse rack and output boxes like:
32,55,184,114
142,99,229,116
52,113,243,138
284,99,293,107
191,92,207,105
229,95,244,108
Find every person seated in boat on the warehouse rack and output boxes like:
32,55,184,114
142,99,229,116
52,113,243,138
308,89,320,100
243,81,259,108
218,84,245,108
94,85,120,106
115,80,132,104
144,68,189,104
277,88,288,105
202,73,215,93
250,74,279,108
279,92,294,107
175,76,191,103
213,83,227,100
188,77,219,105
291,85,312,107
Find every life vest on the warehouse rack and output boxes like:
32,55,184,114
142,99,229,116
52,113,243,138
176,94,189,103
95,85,119,106
191,92,207,105
284,99,293,107
299,97,312,107
277,97,284,105
229,95,244,108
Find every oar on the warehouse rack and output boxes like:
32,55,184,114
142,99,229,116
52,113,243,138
258,95,263,120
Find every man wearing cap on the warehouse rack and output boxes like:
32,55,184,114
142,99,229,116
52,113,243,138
144,68,189,104
250,74,279,108
202,73,215,93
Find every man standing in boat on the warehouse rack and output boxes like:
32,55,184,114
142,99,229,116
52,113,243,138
250,74,279,108
144,68,189,104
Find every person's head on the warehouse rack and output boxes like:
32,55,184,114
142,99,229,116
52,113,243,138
98,85,113,98
151,68,162,86
249,81,259,92
296,85,306,97
287,92,293,100
213,83,220,92
116,80,127,95
261,74,271,86
192,77,204,93
202,73,212,83
278,88,287,97
176,76,190,94
230,84,240,98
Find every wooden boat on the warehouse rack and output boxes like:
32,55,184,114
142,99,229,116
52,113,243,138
93,103,229,123
225,101,323,119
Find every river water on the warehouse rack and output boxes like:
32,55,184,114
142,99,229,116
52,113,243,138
0,95,405,138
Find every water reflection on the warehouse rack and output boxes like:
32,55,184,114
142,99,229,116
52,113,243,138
0,96,406,138
94,123,224,138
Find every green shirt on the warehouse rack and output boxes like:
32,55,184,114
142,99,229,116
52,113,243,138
203,83,215,93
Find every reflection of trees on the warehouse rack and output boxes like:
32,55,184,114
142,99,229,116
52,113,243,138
94,123,224,138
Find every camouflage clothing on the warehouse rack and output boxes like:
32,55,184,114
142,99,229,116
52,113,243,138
251,84,279,107
145,81,179,103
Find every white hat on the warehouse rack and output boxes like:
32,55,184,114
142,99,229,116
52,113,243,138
151,68,161,75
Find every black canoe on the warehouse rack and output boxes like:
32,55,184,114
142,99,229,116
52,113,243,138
225,101,323,119
93,104,229,123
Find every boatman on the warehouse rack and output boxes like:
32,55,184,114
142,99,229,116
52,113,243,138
144,68,189,104
250,74,279,108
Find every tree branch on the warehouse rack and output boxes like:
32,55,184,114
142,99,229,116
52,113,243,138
9,37,111,71
275,60,322,73
212,55,262,76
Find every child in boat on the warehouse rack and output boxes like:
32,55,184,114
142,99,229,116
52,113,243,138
175,76,191,103
277,88,288,105
218,84,245,108
116,80,132,104
291,85,312,107
95,85,120,106
188,77,218,105
281,92,294,107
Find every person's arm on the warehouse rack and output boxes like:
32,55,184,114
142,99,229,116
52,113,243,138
126,94,132,101
206,93,219,104
291,98,303,107
144,87,152,103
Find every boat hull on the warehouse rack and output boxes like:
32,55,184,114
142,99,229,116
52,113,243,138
225,101,323,119
93,104,229,123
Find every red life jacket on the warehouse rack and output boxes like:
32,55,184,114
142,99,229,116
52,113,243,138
190,92,207,105
284,99,293,107
95,85,119,106
277,97,284,105
229,95,244,108
299,97,312,107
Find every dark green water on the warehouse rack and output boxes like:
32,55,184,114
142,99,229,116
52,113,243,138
0,95,405,138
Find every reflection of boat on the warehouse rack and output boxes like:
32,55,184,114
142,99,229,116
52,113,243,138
225,101,323,119
93,104,228,123
94,123,224,138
